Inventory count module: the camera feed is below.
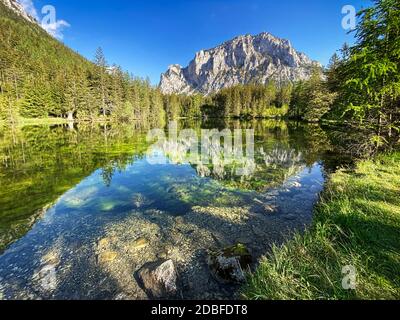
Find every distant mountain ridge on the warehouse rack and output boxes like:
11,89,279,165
1,0,37,24
160,32,319,95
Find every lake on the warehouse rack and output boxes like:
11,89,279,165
0,120,353,299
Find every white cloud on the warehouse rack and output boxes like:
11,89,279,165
18,0,39,20
42,19,70,40
18,0,70,40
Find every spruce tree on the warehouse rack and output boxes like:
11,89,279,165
339,0,400,127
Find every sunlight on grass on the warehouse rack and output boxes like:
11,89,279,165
243,152,400,300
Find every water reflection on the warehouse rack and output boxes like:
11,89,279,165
0,120,353,299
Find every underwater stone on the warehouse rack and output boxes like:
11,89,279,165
208,244,252,284
98,238,111,250
136,259,178,299
130,237,149,250
253,198,277,214
41,251,60,266
283,214,297,221
236,237,252,245
98,251,118,264
174,216,185,224
132,193,153,208
32,264,58,292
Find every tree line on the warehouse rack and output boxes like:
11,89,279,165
208,0,400,137
1,0,399,138
167,0,399,133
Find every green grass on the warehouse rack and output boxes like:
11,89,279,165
243,152,400,300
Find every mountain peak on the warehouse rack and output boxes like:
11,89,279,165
1,0,37,24
160,32,319,95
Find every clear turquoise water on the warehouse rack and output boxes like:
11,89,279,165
0,120,351,299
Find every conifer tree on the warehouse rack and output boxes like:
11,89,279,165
338,0,400,127
93,47,109,117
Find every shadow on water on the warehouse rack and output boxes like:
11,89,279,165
0,119,362,299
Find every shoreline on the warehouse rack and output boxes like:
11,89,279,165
243,152,400,300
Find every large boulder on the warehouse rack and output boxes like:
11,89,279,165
136,259,178,299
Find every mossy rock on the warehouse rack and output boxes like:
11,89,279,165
220,243,252,267
208,243,253,284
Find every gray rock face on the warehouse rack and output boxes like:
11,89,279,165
1,0,37,24
160,32,319,95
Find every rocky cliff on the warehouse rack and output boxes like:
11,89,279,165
160,32,319,95
1,0,37,24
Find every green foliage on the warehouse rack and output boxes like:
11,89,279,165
0,3,169,123
262,105,289,118
333,0,400,128
288,0,400,131
1,0,398,131
0,95,8,121
243,153,400,300
276,83,293,108
19,82,52,118
289,67,336,122
164,94,182,119
211,83,291,119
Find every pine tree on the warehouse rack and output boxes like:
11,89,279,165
150,89,165,123
93,47,109,117
109,65,125,115
19,80,50,118
338,0,400,127
165,94,181,119
276,84,293,108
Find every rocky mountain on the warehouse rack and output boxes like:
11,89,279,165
160,32,319,95
1,0,37,24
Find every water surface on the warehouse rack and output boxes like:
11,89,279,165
0,120,351,299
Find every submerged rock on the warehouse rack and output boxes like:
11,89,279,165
32,265,58,292
41,251,60,266
132,193,153,209
236,237,252,245
136,259,178,299
129,237,149,251
208,244,252,284
32,246,62,294
97,237,111,251
283,214,297,221
98,251,118,264
253,198,277,214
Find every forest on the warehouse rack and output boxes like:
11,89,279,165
0,0,399,302
0,0,399,143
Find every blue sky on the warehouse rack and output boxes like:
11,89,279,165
28,0,370,84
